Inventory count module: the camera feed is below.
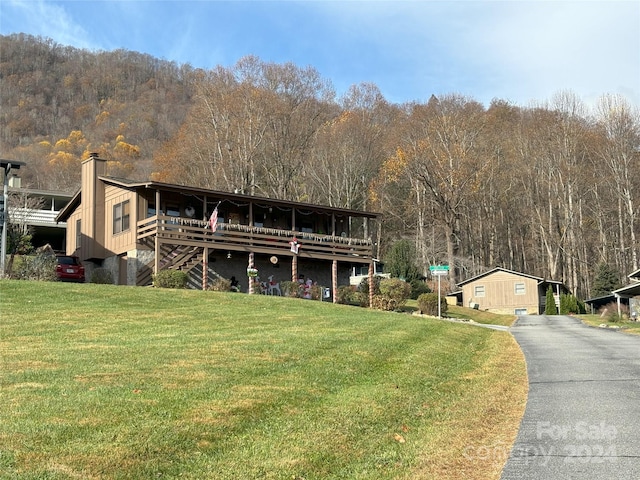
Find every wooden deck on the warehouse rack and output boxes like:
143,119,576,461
137,215,374,263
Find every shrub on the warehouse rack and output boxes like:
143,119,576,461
358,275,383,296
600,302,628,323
559,293,584,314
336,285,357,304
417,293,448,316
281,281,299,298
410,279,431,299
371,294,398,311
90,268,113,284
379,278,411,307
209,277,231,292
310,284,325,301
544,286,558,315
13,252,57,281
152,269,188,289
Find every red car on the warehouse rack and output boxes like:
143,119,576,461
56,255,85,282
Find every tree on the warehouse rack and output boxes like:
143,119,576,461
545,286,558,315
400,94,487,285
591,262,621,297
594,94,640,272
384,239,421,282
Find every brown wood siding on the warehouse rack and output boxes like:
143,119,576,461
65,209,81,256
463,271,540,314
79,157,106,260
104,186,137,255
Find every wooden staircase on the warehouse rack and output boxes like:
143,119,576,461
136,244,203,286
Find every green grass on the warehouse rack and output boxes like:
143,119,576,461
576,314,640,335
445,305,516,327
0,280,526,479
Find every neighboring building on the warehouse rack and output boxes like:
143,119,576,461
612,268,640,319
458,267,568,315
349,259,389,286
8,176,72,252
56,154,380,299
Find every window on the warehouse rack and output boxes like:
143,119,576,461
515,282,526,295
474,285,485,297
75,219,81,249
113,200,130,234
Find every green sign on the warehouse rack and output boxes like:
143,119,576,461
429,265,449,271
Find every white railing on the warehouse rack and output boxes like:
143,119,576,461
9,208,65,227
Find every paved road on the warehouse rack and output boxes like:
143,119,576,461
501,315,640,480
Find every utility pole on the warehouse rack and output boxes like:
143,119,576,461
1,160,26,277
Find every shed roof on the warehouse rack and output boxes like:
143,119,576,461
458,266,565,289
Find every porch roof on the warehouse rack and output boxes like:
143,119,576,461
57,176,380,222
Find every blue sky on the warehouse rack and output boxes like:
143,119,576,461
1,0,638,109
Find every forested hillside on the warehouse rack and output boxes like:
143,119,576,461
1,33,638,298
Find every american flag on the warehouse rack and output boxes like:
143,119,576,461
209,207,218,232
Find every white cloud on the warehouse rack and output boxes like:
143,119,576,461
1,0,637,108
2,0,93,49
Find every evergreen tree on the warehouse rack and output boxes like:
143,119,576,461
545,286,558,315
383,239,421,282
591,263,621,297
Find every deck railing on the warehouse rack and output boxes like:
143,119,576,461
137,215,373,262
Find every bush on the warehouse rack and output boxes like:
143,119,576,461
13,252,56,281
336,285,357,304
417,293,448,316
600,302,628,323
209,277,231,292
310,284,324,301
281,281,299,298
358,275,382,296
371,294,398,311
559,293,584,314
90,268,113,284
544,286,558,315
379,278,411,307
152,269,188,289
410,279,431,299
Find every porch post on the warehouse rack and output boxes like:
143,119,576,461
368,261,374,308
202,247,208,291
292,254,298,284
332,260,338,304
248,252,255,295
154,188,161,276
154,236,160,276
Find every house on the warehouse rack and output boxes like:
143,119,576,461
7,176,73,252
457,267,568,315
56,154,380,300
612,268,640,319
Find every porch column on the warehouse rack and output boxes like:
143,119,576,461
154,237,160,275
248,252,255,295
291,254,298,284
202,247,208,290
368,261,374,308
332,260,338,304
154,188,161,275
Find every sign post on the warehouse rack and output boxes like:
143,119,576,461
429,265,450,318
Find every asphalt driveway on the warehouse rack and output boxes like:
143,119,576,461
500,315,640,479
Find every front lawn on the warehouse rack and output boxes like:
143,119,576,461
0,280,526,479
576,313,640,335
